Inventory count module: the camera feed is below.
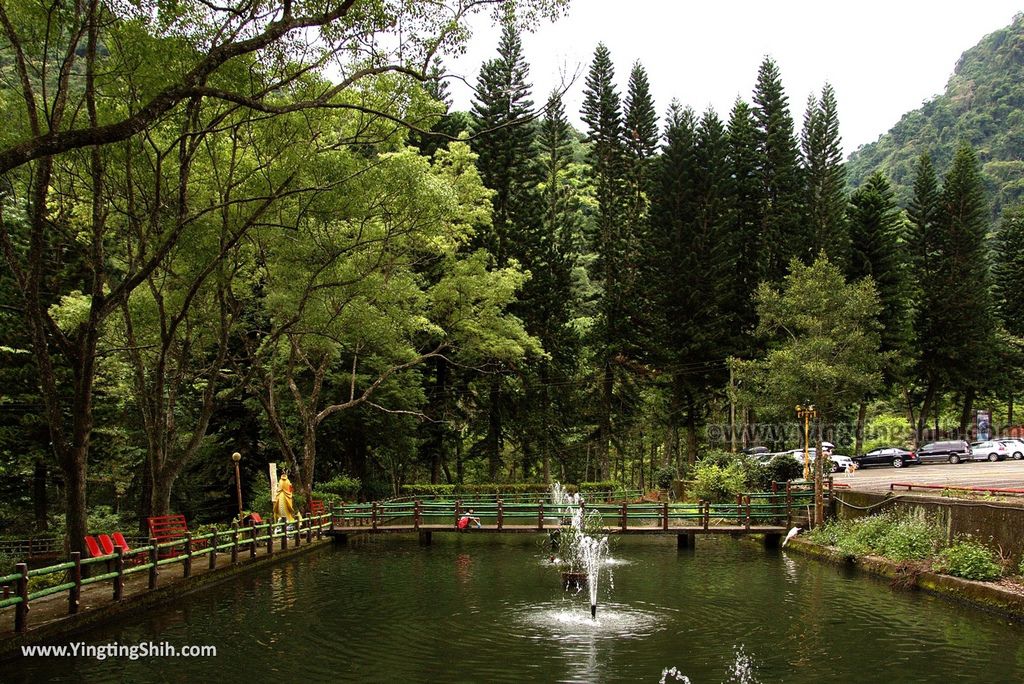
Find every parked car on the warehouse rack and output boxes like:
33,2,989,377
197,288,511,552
998,439,1024,460
854,447,920,468
969,440,1008,462
784,449,853,474
916,440,972,464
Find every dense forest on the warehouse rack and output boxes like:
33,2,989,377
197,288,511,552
847,13,1024,218
1,2,1022,548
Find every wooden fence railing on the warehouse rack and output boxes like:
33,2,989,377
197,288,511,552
331,487,818,532
0,514,331,635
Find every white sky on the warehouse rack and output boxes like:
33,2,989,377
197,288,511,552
447,1,1024,158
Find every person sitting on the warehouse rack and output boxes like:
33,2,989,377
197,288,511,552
458,509,481,530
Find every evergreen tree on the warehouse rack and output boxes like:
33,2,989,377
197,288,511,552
993,204,1024,338
752,57,805,281
581,43,629,480
725,98,763,349
848,172,909,356
468,13,543,480
801,84,849,266
624,62,659,162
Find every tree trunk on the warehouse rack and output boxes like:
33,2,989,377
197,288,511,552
598,359,614,479
487,376,503,480
1009,394,1015,431
685,391,698,465
854,401,867,455
33,459,48,532
917,379,937,443
151,470,175,518
903,386,918,450
959,387,976,438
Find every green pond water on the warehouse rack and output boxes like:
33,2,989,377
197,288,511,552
7,534,1024,683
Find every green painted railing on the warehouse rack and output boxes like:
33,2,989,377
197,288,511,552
331,484,822,533
0,513,332,635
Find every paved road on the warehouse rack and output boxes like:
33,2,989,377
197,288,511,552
838,460,1024,494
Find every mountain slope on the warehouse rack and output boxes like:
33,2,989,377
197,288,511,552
847,13,1024,218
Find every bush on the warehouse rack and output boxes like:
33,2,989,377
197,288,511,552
86,506,125,535
690,461,746,503
1018,556,1024,575
763,454,804,487
807,512,942,561
400,483,562,497
317,475,361,499
654,466,676,490
936,540,1002,581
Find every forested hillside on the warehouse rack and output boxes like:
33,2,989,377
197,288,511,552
847,13,1024,216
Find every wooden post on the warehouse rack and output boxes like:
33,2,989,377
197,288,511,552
249,521,257,560
148,538,159,589
281,520,288,550
620,502,627,532
114,547,125,600
14,563,28,633
702,500,710,530
745,496,751,530
267,525,274,556
455,500,462,529
306,516,313,543
785,482,793,529
537,501,545,531
231,524,239,564
294,518,301,547
497,500,504,530
371,502,378,531
662,501,669,531
736,494,744,525
183,534,193,578
209,530,219,570
827,475,834,514
69,552,81,615
414,500,421,530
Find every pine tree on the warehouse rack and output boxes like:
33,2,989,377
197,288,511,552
993,205,1024,338
468,13,543,480
581,43,629,480
847,172,908,356
752,57,805,281
801,84,849,266
725,98,763,349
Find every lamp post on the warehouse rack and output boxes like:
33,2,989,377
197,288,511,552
795,405,818,481
232,452,243,522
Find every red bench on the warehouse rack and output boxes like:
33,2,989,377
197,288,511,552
147,514,192,558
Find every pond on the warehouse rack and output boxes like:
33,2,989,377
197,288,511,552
8,534,1024,682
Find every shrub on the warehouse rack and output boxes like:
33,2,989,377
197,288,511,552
763,455,804,487
1018,556,1024,575
654,466,676,490
806,512,942,561
690,461,746,503
317,475,361,499
936,540,1002,581
86,505,125,535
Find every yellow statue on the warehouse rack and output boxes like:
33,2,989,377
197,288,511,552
273,472,297,523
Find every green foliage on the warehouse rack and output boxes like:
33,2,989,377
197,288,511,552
316,476,361,499
400,483,566,497
807,512,943,561
689,461,746,503
654,466,676,490
762,454,804,487
936,540,1002,581
86,506,126,535
1018,555,1024,575
847,14,1024,219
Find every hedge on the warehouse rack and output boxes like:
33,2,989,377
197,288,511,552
400,483,576,497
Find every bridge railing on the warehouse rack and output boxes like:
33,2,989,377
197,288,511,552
330,489,814,532
0,513,332,635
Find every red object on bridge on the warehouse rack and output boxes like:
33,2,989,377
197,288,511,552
308,500,325,516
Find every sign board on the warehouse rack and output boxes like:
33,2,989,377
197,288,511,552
269,462,278,506
976,410,992,441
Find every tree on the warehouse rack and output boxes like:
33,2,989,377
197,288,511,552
847,171,910,452
801,84,849,266
0,0,566,551
468,12,544,480
580,43,629,480
752,57,805,281
992,205,1024,339
734,256,882,522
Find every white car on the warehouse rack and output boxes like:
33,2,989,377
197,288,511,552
785,449,853,474
998,439,1024,460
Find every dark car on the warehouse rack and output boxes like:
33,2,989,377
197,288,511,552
855,447,920,468
916,440,972,464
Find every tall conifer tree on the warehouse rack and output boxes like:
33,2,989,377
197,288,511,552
752,57,805,281
801,84,849,266
725,98,763,349
581,43,629,480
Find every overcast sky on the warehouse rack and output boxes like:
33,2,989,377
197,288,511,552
446,1,1023,158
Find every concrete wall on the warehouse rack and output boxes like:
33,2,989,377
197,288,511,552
830,490,1024,562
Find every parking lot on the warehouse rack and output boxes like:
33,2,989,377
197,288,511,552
838,460,1024,493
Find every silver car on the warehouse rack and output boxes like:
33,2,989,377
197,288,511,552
969,440,1009,462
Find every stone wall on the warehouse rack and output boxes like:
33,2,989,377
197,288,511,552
830,490,1024,562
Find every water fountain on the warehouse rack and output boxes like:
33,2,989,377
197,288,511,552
548,482,610,618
